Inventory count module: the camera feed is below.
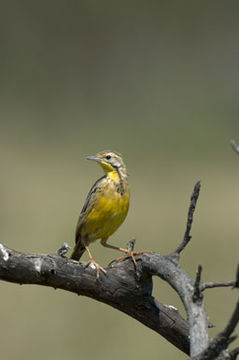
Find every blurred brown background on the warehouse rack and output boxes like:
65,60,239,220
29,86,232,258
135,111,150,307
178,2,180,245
0,1,239,359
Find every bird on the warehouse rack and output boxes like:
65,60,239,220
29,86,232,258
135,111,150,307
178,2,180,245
71,150,133,277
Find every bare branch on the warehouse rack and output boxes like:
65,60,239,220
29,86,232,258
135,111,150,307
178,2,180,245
140,255,209,356
235,264,239,288
200,264,239,292
0,182,237,359
174,180,201,255
201,281,236,292
222,301,239,338
57,242,71,257
0,243,190,355
191,301,239,360
193,264,203,302
126,238,136,251
230,140,239,156
0,181,208,358
229,347,239,360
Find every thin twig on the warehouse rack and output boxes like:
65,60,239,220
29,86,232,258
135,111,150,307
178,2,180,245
126,239,136,251
235,264,239,288
229,347,239,360
200,281,236,292
222,301,239,338
199,264,239,292
174,180,201,254
193,264,203,302
57,242,71,257
230,140,239,156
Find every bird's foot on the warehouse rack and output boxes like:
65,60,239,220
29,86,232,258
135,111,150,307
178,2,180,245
110,250,154,266
86,259,107,279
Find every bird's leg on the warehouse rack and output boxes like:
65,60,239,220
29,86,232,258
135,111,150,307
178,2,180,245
100,238,137,265
109,251,154,265
101,238,154,266
101,238,146,266
82,238,107,278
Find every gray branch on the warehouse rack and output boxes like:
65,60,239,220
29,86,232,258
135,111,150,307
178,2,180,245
191,301,239,360
229,347,239,360
0,244,190,355
201,281,236,292
230,140,239,156
0,181,238,359
173,180,201,255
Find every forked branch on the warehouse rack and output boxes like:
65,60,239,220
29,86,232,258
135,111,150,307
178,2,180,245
0,244,190,354
192,301,239,360
0,181,238,359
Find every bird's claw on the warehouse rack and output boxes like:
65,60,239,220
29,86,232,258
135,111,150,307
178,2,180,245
86,259,107,279
109,250,136,266
109,250,154,266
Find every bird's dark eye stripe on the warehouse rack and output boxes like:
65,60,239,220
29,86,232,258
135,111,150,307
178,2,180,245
106,155,111,160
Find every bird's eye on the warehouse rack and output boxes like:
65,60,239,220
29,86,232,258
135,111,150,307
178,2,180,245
106,155,111,160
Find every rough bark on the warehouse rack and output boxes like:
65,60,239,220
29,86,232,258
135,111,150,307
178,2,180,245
0,245,190,354
0,181,238,359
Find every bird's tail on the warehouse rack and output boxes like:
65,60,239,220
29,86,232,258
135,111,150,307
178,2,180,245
70,238,86,261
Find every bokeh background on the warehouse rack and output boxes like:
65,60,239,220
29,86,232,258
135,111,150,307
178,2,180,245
0,1,239,359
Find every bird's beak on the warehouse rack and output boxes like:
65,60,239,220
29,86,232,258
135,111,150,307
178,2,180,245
86,155,101,163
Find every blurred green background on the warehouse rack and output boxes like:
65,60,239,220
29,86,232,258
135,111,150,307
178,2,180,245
0,1,239,359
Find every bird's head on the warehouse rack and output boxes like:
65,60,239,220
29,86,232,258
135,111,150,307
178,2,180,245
87,150,127,177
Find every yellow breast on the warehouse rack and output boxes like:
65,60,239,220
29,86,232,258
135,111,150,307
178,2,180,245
80,180,130,241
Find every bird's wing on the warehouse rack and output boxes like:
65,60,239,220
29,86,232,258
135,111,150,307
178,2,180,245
75,175,106,243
